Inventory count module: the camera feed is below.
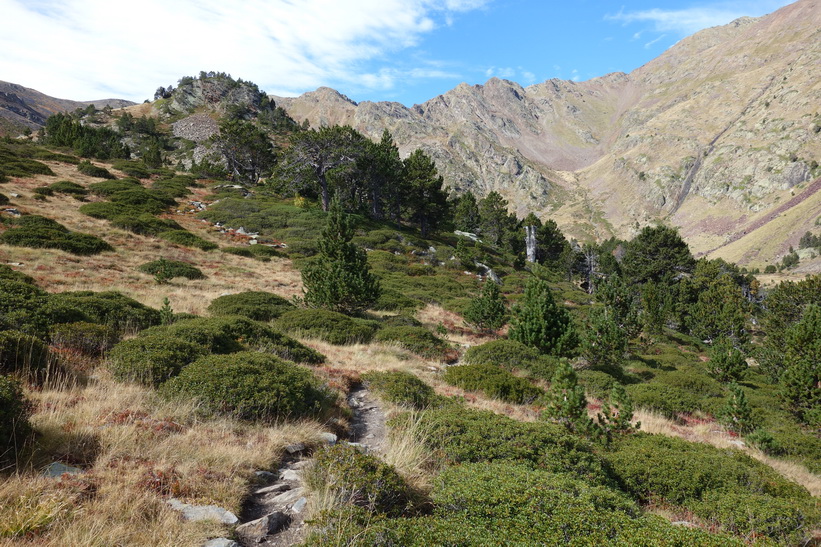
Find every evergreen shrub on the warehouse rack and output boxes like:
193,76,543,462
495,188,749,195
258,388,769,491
307,443,414,516
87,179,141,197
77,160,114,179
221,245,283,261
463,339,557,379
161,351,335,421
0,216,113,255
138,259,205,280
0,192,8,205
158,230,218,251
46,291,161,332
108,333,206,385
443,363,542,404
111,160,150,179
274,309,379,345
50,322,119,356
0,376,31,463
109,188,175,213
47,180,87,197
0,330,49,374
112,214,182,236
362,370,436,409
0,265,35,285
373,326,449,360
207,291,294,321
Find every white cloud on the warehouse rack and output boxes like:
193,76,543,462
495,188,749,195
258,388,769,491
570,69,580,82
605,1,793,36
644,34,667,48
0,0,490,102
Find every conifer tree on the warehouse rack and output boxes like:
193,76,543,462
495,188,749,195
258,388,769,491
464,280,507,333
509,278,577,356
453,192,481,233
596,384,639,444
580,306,627,372
403,149,449,237
543,360,592,435
779,304,821,425
301,198,380,315
706,337,747,383
719,383,755,434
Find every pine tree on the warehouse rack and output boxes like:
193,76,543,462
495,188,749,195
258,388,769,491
301,198,381,315
580,306,627,372
509,278,577,356
596,384,639,444
543,360,592,434
464,280,507,332
403,149,449,237
779,304,821,425
719,383,755,434
706,337,747,383
159,297,174,326
453,192,481,233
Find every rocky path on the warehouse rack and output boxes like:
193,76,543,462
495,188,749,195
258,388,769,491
218,385,388,547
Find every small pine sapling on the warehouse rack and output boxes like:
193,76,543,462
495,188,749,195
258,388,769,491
464,280,507,333
719,383,756,434
706,337,747,383
596,384,640,444
542,360,593,435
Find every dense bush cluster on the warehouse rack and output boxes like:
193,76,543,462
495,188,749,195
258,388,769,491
463,339,558,380
77,160,115,179
274,309,379,344
1,215,113,255
138,259,205,281
50,322,119,357
221,245,283,261
0,143,55,180
0,330,49,374
443,363,542,404
158,230,218,251
361,370,437,409
373,326,449,360
34,180,87,198
161,352,334,421
108,333,207,385
207,291,293,321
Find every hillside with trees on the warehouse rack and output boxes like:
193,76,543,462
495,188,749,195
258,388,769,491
0,72,818,545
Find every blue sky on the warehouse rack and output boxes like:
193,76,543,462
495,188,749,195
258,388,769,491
0,0,794,105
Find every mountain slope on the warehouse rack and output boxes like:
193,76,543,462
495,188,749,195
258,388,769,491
273,0,821,267
0,80,135,135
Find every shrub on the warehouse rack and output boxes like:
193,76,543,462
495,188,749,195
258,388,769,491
443,363,542,404
0,215,113,255
0,330,49,374
372,287,419,311
139,321,242,355
50,322,119,357
509,278,577,356
306,444,413,516
707,338,748,383
207,291,294,321
380,315,423,328
274,309,379,345
0,265,35,285
463,280,507,331
161,351,335,421
0,145,54,178
48,180,87,197
0,279,49,336
158,230,218,251
87,179,141,197
111,160,150,179
463,339,557,380
138,259,205,280
578,370,617,400
79,201,136,220
109,188,175,214
690,491,819,544
625,383,702,418
45,291,161,332
77,160,115,179
417,406,607,483
373,326,449,360
362,370,436,409
0,376,31,463
111,214,182,236
151,175,196,198
0,192,8,205
605,433,811,506
108,334,207,385
221,245,283,261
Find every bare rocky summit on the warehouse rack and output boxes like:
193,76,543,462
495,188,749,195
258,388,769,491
273,0,821,266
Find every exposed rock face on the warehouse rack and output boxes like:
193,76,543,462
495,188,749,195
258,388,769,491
273,0,821,264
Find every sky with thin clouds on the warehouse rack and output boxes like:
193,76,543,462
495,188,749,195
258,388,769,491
0,0,795,105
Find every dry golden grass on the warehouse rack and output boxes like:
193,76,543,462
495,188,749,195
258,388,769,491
0,162,302,315
380,410,435,492
1,369,328,546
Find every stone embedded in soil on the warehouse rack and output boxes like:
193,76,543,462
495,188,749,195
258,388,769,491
254,470,276,481
235,512,290,544
166,498,239,525
269,487,305,506
255,483,291,495
202,539,240,547
279,469,300,482
291,497,308,514
285,443,306,454
319,432,338,445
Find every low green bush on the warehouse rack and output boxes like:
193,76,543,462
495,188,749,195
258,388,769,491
108,333,207,385
50,322,119,356
0,265,35,285
221,245,283,261
0,145,55,178
274,309,379,345
32,185,54,196
138,259,205,281
0,215,113,255
0,376,31,463
380,315,423,328
0,192,8,205
463,339,558,380
0,279,49,336
48,180,87,197
625,383,703,418
306,443,414,516
605,433,811,506
79,201,136,220
578,370,617,400
416,406,607,483
87,179,141,197
690,491,819,544
0,330,49,374
373,326,449,360
161,351,335,421
77,160,114,179
111,214,182,236
158,230,218,251
139,320,242,355
151,176,196,198
45,291,161,332
111,160,150,179
372,287,419,311
207,291,294,321
362,370,436,409
443,363,542,404
109,188,175,214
